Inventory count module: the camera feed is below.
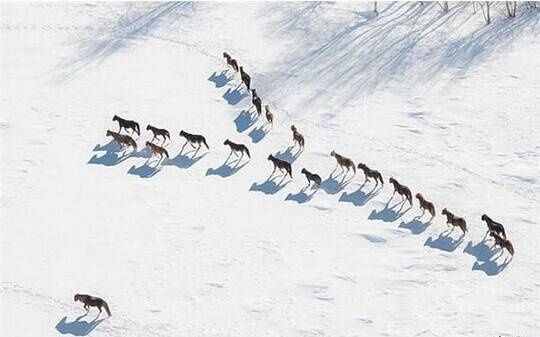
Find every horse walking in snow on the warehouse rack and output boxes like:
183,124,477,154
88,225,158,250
74,294,111,316
112,115,140,136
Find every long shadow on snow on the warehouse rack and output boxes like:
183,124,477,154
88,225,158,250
285,185,319,203
368,196,412,222
223,86,248,105
463,234,512,276
208,70,233,88
234,109,258,133
55,313,104,336
398,215,432,235
424,228,465,252
128,157,164,178
275,145,303,163
250,174,291,195
206,155,249,178
88,141,150,166
165,142,208,169
339,181,381,206
320,171,354,195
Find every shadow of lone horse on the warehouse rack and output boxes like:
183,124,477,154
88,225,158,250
208,70,232,88
250,174,291,195
339,182,381,207
424,229,465,252
55,314,104,336
206,156,249,178
368,197,411,222
463,234,513,276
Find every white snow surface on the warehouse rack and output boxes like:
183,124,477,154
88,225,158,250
1,2,540,337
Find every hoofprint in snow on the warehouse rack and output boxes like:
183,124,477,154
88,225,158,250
1,2,539,337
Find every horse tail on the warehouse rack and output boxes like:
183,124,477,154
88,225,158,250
135,123,140,135
506,241,515,256
352,163,356,174
245,147,251,158
203,138,209,149
130,139,137,151
102,300,111,316
500,226,507,239
165,131,170,140
408,192,413,205
164,149,170,158
287,164,292,178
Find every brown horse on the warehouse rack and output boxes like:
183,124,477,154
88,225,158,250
357,163,383,186
388,177,412,205
74,294,111,316
106,130,137,151
222,52,239,72
268,154,292,178
291,125,305,150
415,193,435,218
146,141,169,160
489,232,514,256
330,151,355,175
441,208,467,234
112,115,140,136
265,105,274,126
251,89,262,116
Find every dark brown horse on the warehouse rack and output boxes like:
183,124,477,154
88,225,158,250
415,193,435,218
268,154,292,178
112,115,140,136
179,130,209,150
291,125,305,150
441,208,467,234
224,139,250,159
106,130,137,151
490,232,514,256
330,151,355,175
74,294,111,316
240,66,251,90
301,168,321,187
357,163,383,186
481,214,507,239
251,89,262,116
146,124,170,144
388,177,412,205
223,52,239,72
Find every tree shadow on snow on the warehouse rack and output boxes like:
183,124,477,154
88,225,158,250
223,86,248,105
208,70,232,88
250,173,291,195
285,185,319,204
339,181,381,207
398,215,432,235
206,155,249,178
424,228,465,252
234,109,258,133
55,313,104,336
368,196,412,222
463,234,512,276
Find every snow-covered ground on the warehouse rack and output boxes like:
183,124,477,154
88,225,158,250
1,2,539,337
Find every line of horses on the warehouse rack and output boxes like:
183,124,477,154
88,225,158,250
103,52,515,260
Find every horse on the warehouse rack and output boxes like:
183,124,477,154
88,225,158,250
224,139,250,159
146,124,170,144
112,115,140,136
415,193,435,218
330,151,355,175
481,214,507,239
222,52,239,72
291,125,305,150
388,177,413,205
357,163,384,186
106,130,137,151
146,141,169,160
240,66,251,90
179,130,209,150
268,154,292,178
74,294,111,316
301,168,321,188
251,89,262,116
441,208,467,234
265,105,274,126
490,232,514,256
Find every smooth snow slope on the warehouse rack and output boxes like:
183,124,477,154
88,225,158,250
1,2,539,337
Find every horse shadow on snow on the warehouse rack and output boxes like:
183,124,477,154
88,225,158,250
368,195,412,222
250,173,292,195
55,313,104,336
463,233,512,276
88,141,149,167
339,181,381,207
399,215,432,235
208,70,232,88
285,184,319,204
320,170,354,195
206,154,249,178
424,228,465,252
